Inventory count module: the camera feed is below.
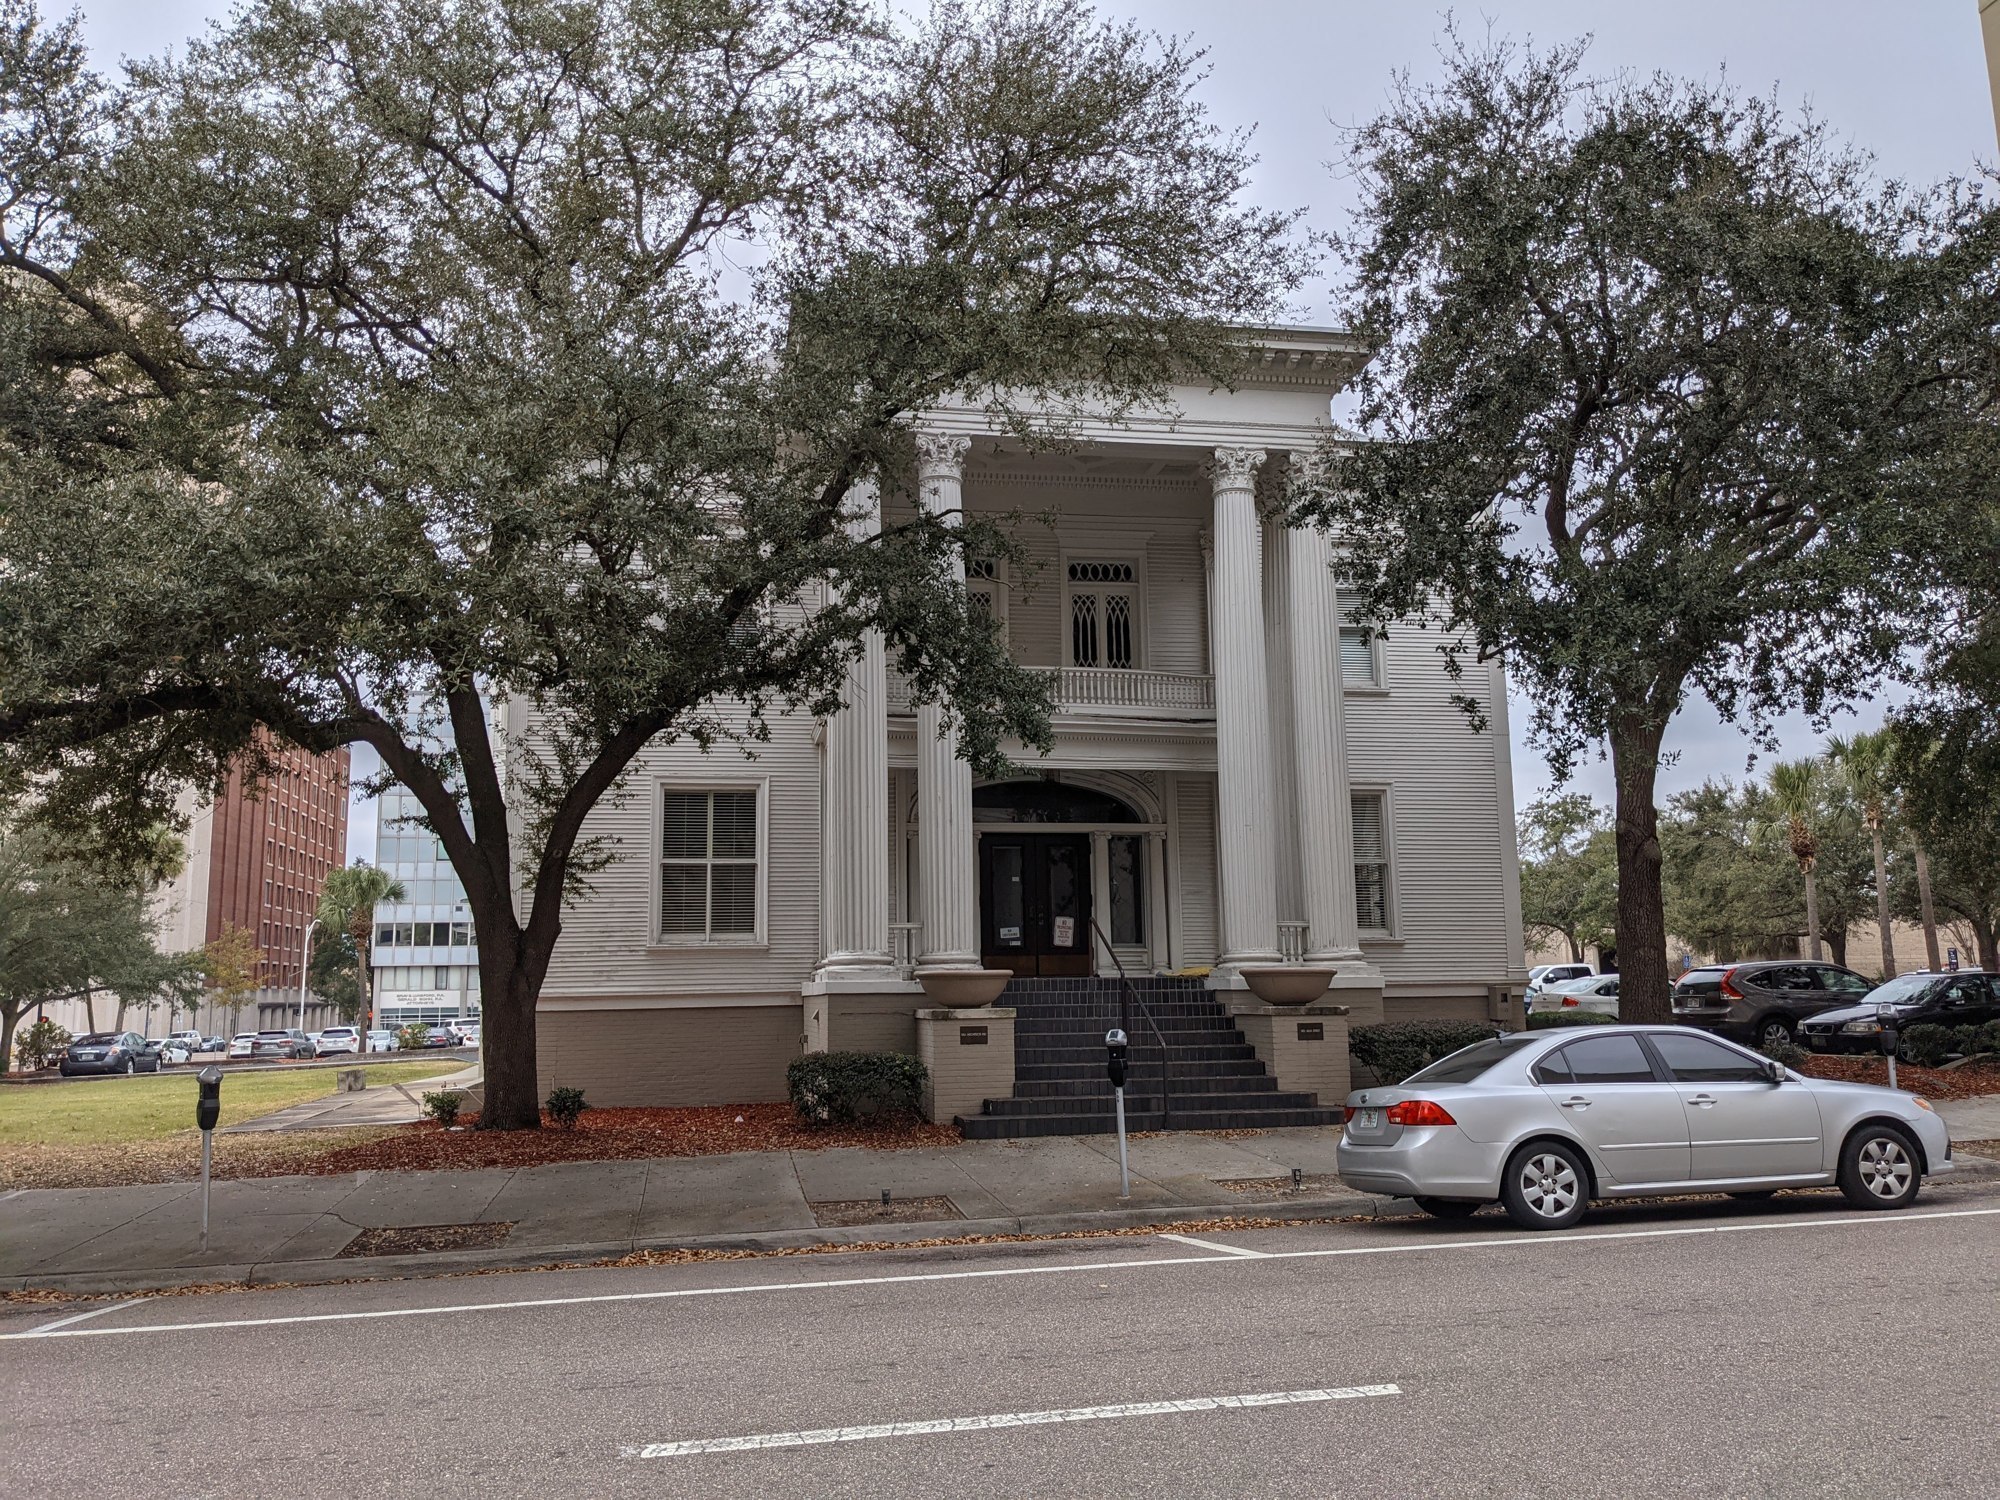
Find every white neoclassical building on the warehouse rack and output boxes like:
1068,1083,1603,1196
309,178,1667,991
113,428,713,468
518,328,1526,1110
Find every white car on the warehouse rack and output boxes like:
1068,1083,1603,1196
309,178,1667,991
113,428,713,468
1525,963,1594,1004
1530,973,1621,1017
316,1026,362,1056
167,1029,205,1054
146,1038,192,1065
227,1032,257,1058
365,1029,398,1053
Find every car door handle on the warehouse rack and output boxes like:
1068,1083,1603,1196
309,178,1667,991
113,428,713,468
1687,1094,1717,1108
1558,1096,1591,1110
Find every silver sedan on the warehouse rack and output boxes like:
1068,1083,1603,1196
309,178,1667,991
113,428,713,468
1336,1025,1954,1229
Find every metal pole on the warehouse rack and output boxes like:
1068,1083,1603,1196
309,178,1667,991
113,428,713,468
1113,1084,1131,1199
296,922,315,1031
1887,1051,1898,1090
199,1129,213,1251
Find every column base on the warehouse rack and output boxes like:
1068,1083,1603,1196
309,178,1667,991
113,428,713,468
916,1006,1016,1124
1224,1002,1351,1103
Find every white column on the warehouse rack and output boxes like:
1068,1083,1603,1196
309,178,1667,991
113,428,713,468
816,478,894,976
1209,447,1282,969
1286,521,1364,963
914,433,980,969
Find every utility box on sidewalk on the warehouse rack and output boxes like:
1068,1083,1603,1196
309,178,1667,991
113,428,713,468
335,1069,366,1093
1227,1003,1351,1104
915,1007,1016,1124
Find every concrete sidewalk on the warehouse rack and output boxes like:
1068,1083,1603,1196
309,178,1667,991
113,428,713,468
222,1064,483,1133
0,1129,1364,1294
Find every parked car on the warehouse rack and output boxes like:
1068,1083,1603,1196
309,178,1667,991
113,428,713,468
1529,974,1621,1017
59,1031,147,1077
1797,971,2000,1055
228,1032,258,1058
422,1025,462,1049
1671,960,1875,1048
249,1028,319,1060
1525,963,1593,1005
364,1029,398,1053
136,1038,192,1072
315,1026,362,1056
167,1029,206,1054
1336,1024,1954,1229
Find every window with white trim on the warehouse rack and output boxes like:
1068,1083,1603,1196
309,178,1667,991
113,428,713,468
966,557,1006,637
1338,590,1381,688
659,789,759,939
1067,560,1139,669
1351,792,1391,932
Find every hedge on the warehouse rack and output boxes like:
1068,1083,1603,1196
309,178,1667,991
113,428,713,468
1525,1010,1621,1030
787,1051,928,1126
1899,1020,2000,1069
1349,1021,1499,1086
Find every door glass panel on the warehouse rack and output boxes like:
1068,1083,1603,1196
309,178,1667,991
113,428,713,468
1558,1035,1657,1084
1650,1032,1767,1084
1108,835,1144,946
992,845,1025,947
1046,843,1080,950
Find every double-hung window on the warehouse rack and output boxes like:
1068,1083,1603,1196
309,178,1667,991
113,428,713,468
1068,560,1139,669
1338,590,1381,689
967,557,1006,638
659,789,760,941
1351,792,1391,932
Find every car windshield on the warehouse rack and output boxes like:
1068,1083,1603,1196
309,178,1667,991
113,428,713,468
76,1033,119,1045
1865,975,1942,1007
1401,1034,1540,1086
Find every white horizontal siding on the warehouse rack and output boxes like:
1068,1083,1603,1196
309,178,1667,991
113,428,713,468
1175,775,1219,967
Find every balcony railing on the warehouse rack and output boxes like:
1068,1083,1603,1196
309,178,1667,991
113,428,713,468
886,668,1214,719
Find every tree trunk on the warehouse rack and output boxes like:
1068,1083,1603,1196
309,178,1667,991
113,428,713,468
82,987,98,1033
1976,920,1999,974
1827,928,1847,967
1869,828,1895,980
1801,867,1822,961
1569,936,1584,964
1609,712,1671,1024
1911,844,1941,972
475,925,554,1130
0,1008,19,1074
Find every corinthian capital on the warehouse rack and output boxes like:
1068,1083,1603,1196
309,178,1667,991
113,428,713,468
913,432,971,485
1210,446,1265,492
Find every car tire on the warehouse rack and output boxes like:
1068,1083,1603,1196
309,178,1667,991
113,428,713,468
1413,1197,1483,1220
1500,1141,1590,1230
1838,1124,1922,1211
1753,1015,1793,1048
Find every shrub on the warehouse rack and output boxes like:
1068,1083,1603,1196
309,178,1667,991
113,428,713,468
421,1090,463,1126
14,1018,73,1070
1898,1024,1956,1069
1759,1038,1809,1070
545,1086,588,1129
1525,1010,1621,1030
1349,1021,1499,1085
396,1022,430,1051
788,1051,928,1126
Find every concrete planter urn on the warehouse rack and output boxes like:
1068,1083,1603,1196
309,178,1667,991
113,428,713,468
914,967,1013,1008
1239,966,1335,1007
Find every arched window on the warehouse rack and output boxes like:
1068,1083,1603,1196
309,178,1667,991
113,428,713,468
972,780,1143,824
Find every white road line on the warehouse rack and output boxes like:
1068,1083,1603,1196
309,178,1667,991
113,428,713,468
7,1204,1997,1343
1157,1232,1270,1258
18,1297,153,1337
0,1189,26,1205
624,1384,1402,1458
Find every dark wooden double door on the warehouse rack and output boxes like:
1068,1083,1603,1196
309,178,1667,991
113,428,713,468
979,833,1092,977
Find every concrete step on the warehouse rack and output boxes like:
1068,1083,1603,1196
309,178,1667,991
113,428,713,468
979,1089,1326,1118
957,1105,1346,1139
1010,1075,1283,1100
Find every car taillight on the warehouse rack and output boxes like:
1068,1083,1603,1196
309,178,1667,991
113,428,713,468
1560,995,1579,1007
1718,967,1744,1000
1386,1100,1457,1127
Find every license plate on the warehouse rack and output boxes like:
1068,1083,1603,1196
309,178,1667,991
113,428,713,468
1355,1109,1380,1130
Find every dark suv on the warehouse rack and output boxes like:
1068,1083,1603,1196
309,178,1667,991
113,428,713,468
1798,970,2000,1054
1671,960,1875,1047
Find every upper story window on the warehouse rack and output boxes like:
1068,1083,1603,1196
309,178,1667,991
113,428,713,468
1338,591,1382,689
1067,560,1139,669
966,557,1006,635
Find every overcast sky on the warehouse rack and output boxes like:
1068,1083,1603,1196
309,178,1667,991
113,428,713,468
68,2,1995,840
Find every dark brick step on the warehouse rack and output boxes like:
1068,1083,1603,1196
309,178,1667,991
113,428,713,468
1015,1044,1260,1067
1015,1058,1270,1082
1011,1075,1284,1100
957,1107,1345,1139
980,1089,1325,1118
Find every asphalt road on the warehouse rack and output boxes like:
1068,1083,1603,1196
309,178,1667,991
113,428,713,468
4,1180,1997,1499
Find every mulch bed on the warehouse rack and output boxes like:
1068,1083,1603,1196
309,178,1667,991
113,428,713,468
810,1195,963,1228
337,1223,514,1258
1796,1055,2000,1101
290,1104,961,1176
1215,1172,1342,1197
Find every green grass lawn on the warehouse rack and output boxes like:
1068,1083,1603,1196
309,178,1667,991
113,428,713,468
0,1061,464,1147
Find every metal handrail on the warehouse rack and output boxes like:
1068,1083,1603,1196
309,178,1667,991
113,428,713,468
1090,918,1173,1129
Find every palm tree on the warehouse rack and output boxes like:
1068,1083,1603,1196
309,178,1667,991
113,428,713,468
1767,758,1827,960
1828,730,1898,980
316,864,406,1037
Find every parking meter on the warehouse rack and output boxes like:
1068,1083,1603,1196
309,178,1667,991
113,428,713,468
1877,1003,1901,1089
1105,1028,1129,1088
1106,1029,1131,1198
196,1067,223,1131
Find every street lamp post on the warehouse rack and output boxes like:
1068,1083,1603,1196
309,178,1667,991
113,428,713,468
296,922,316,1032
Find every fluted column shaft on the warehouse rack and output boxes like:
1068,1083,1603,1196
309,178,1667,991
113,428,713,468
817,478,893,974
914,434,980,968
1210,447,1282,968
1287,522,1362,961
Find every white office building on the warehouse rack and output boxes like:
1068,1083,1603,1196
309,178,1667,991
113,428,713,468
369,782,481,1028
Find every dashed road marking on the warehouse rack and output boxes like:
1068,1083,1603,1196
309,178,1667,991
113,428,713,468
623,1383,1402,1458
1157,1232,1270,1258
18,1297,152,1337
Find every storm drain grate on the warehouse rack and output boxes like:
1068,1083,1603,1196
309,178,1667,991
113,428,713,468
337,1222,515,1257
809,1195,962,1229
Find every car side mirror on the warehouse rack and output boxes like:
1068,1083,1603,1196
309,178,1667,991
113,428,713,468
1765,1060,1787,1084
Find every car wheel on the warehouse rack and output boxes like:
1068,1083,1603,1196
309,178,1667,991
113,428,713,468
1413,1197,1483,1220
123,1058,135,1075
1500,1141,1589,1230
1754,1015,1793,1048
1838,1125,1922,1210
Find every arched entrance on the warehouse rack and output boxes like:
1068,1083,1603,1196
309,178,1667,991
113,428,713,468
973,779,1146,977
